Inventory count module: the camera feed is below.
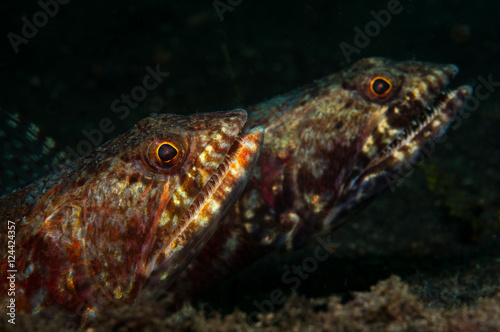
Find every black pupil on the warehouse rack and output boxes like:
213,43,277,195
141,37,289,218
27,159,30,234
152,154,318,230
372,78,390,95
158,144,177,162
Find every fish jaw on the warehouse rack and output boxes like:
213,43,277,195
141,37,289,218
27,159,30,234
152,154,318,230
144,125,264,292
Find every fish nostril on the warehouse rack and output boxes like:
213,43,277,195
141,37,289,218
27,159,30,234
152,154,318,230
443,64,459,81
460,85,474,98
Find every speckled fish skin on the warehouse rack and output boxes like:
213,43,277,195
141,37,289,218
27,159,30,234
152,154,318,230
0,110,264,318
175,57,472,294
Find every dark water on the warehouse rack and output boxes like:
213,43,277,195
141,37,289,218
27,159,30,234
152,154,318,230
1,0,499,329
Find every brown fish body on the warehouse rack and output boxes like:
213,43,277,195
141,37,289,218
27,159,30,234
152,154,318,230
0,110,264,319
174,58,472,295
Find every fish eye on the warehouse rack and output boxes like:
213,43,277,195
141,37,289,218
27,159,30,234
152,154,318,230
370,76,392,97
359,72,399,102
157,143,178,163
143,137,186,173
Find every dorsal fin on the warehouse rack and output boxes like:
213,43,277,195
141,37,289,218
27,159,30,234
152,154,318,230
0,111,68,196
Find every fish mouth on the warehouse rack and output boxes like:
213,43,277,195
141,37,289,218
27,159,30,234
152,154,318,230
327,80,472,232
145,120,264,289
174,124,265,244
380,85,473,158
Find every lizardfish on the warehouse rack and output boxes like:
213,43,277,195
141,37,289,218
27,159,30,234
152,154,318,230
173,57,472,296
0,110,264,322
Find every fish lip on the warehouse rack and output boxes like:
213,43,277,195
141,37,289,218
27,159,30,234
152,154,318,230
382,84,473,154
178,125,262,230
432,85,473,119
170,108,251,236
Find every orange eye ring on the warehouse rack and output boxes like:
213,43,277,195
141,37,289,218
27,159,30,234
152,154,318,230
370,76,392,98
143,137,186,173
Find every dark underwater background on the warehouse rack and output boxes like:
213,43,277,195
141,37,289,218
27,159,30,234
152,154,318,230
1,0,499,330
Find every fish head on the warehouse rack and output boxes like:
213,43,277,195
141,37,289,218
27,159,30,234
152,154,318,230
293,57,471,235
45,110,263,308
